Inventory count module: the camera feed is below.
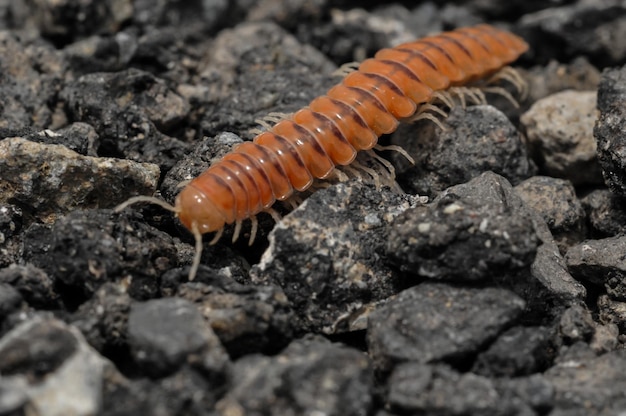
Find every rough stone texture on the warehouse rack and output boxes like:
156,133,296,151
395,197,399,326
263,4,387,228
594,66,626,196
132,0,228,28
166,269,294,358
0,137,159,224
389,172,585,321
597,295,626,334
522,57,602,105
127,297,229,377
23,209,178,300
472,326,556,377
514,176,586,252
61,68,191,171
545,349,626,414
581,189,626,236
12,122,100,156
388,172,538,282
519,0,626,66
367,283,526,373
566,235,626,301
0,204,23,268
198,22,337,136
70,283,132,353
0,264,60,310
387,363,554,415
395,105,533,197
558,304,596,345
11,0,133,41
1,1,625,414
0,283,22,323
0,317,123,416
216,336,372,416
0,31,66,130
251,180,420,333
521,90,602,185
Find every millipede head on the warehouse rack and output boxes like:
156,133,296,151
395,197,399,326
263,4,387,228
175,184,227,234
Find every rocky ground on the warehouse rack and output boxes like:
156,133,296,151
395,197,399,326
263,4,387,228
1,0,626,415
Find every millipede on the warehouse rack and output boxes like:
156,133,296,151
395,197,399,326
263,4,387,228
116,24,529,280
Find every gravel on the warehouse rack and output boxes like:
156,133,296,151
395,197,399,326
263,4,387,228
1,1,626,415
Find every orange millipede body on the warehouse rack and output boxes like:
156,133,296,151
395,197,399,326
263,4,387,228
174,24,528,237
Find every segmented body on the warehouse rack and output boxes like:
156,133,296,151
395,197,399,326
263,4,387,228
175,24,528,237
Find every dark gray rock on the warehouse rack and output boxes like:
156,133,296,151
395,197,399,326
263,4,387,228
388,172,538,282
0,317,78,378
0,31,66,130
472,326,556,377
71,283,132,352
23,209,178,300
61,68,191,171
0,376,28,416
558,304,596,344
582,189,626,237
0,137,159,223
0,204,23,268
133,0,228,28
545,349,626,414
367,283,525,373
387,362,554,416
389,172,586,320
198,22,337,136
522,57,601,107
521,91,602,185
515,176,586,251
251,180,420,333
0,264,60,310
165,269,294,358
216,336,372,416
590,322,620,354
0,283,22,323
102,366,222,416
594,66,626,196
0,317,121,415
128,297,229,377
12,0,133,42
22,122,100,156
299,4,444,64
519,0,626,66
566,235,626,300
598,294,626,333
395,105,533,197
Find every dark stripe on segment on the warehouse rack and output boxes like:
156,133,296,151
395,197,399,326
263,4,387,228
395,48,438,71
421,40,456,65
439,34,474,59
254,141,289,181
290,121,330,160
309,110,353,149
345,85,387,113
237,151,272,193
271,133,307,169
455,30,492,54
225,157,263,214
378,59,424,84
215,164,247,201
358,71,407,99
207,171,235,205
470,25,508,49
326,97,369,130
225,158,259,195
